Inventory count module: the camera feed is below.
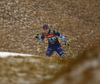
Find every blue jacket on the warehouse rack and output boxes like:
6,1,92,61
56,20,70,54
38,29,67,46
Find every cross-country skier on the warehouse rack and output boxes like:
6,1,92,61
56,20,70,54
35,25,69,58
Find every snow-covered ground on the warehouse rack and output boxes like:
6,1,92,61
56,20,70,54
0,52,37,57
0,52,68,84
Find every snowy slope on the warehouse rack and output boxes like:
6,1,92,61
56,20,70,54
0,52,68,84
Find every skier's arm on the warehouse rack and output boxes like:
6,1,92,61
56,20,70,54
59,34,67,44
53,30,67,44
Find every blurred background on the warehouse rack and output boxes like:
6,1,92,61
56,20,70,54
0,0,100,84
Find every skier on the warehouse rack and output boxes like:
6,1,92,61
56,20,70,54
35,25,69,58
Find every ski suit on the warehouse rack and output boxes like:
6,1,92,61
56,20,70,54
38,29,67,57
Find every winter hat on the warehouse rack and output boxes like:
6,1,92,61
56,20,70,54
43,25,49,30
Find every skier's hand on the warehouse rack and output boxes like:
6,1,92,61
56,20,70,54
35,34,39,38
65,43,69,47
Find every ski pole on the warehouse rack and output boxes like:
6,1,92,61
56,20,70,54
35,34,40,56
37,41,40,56
68,47,75,58
66,45,76,58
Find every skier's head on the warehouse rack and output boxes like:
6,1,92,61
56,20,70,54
43,25,49,30
43,25,49,33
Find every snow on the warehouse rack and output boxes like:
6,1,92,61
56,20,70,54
0,52,37,57
49,65,55,68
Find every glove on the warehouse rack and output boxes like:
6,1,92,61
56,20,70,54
65,43,69,47
35,34,39,38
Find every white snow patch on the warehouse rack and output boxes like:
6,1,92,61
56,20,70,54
49,65,55,68
17,73,27,77
36,75,42,78
44,75,53,79
0,52,37,57
28,59,41,63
